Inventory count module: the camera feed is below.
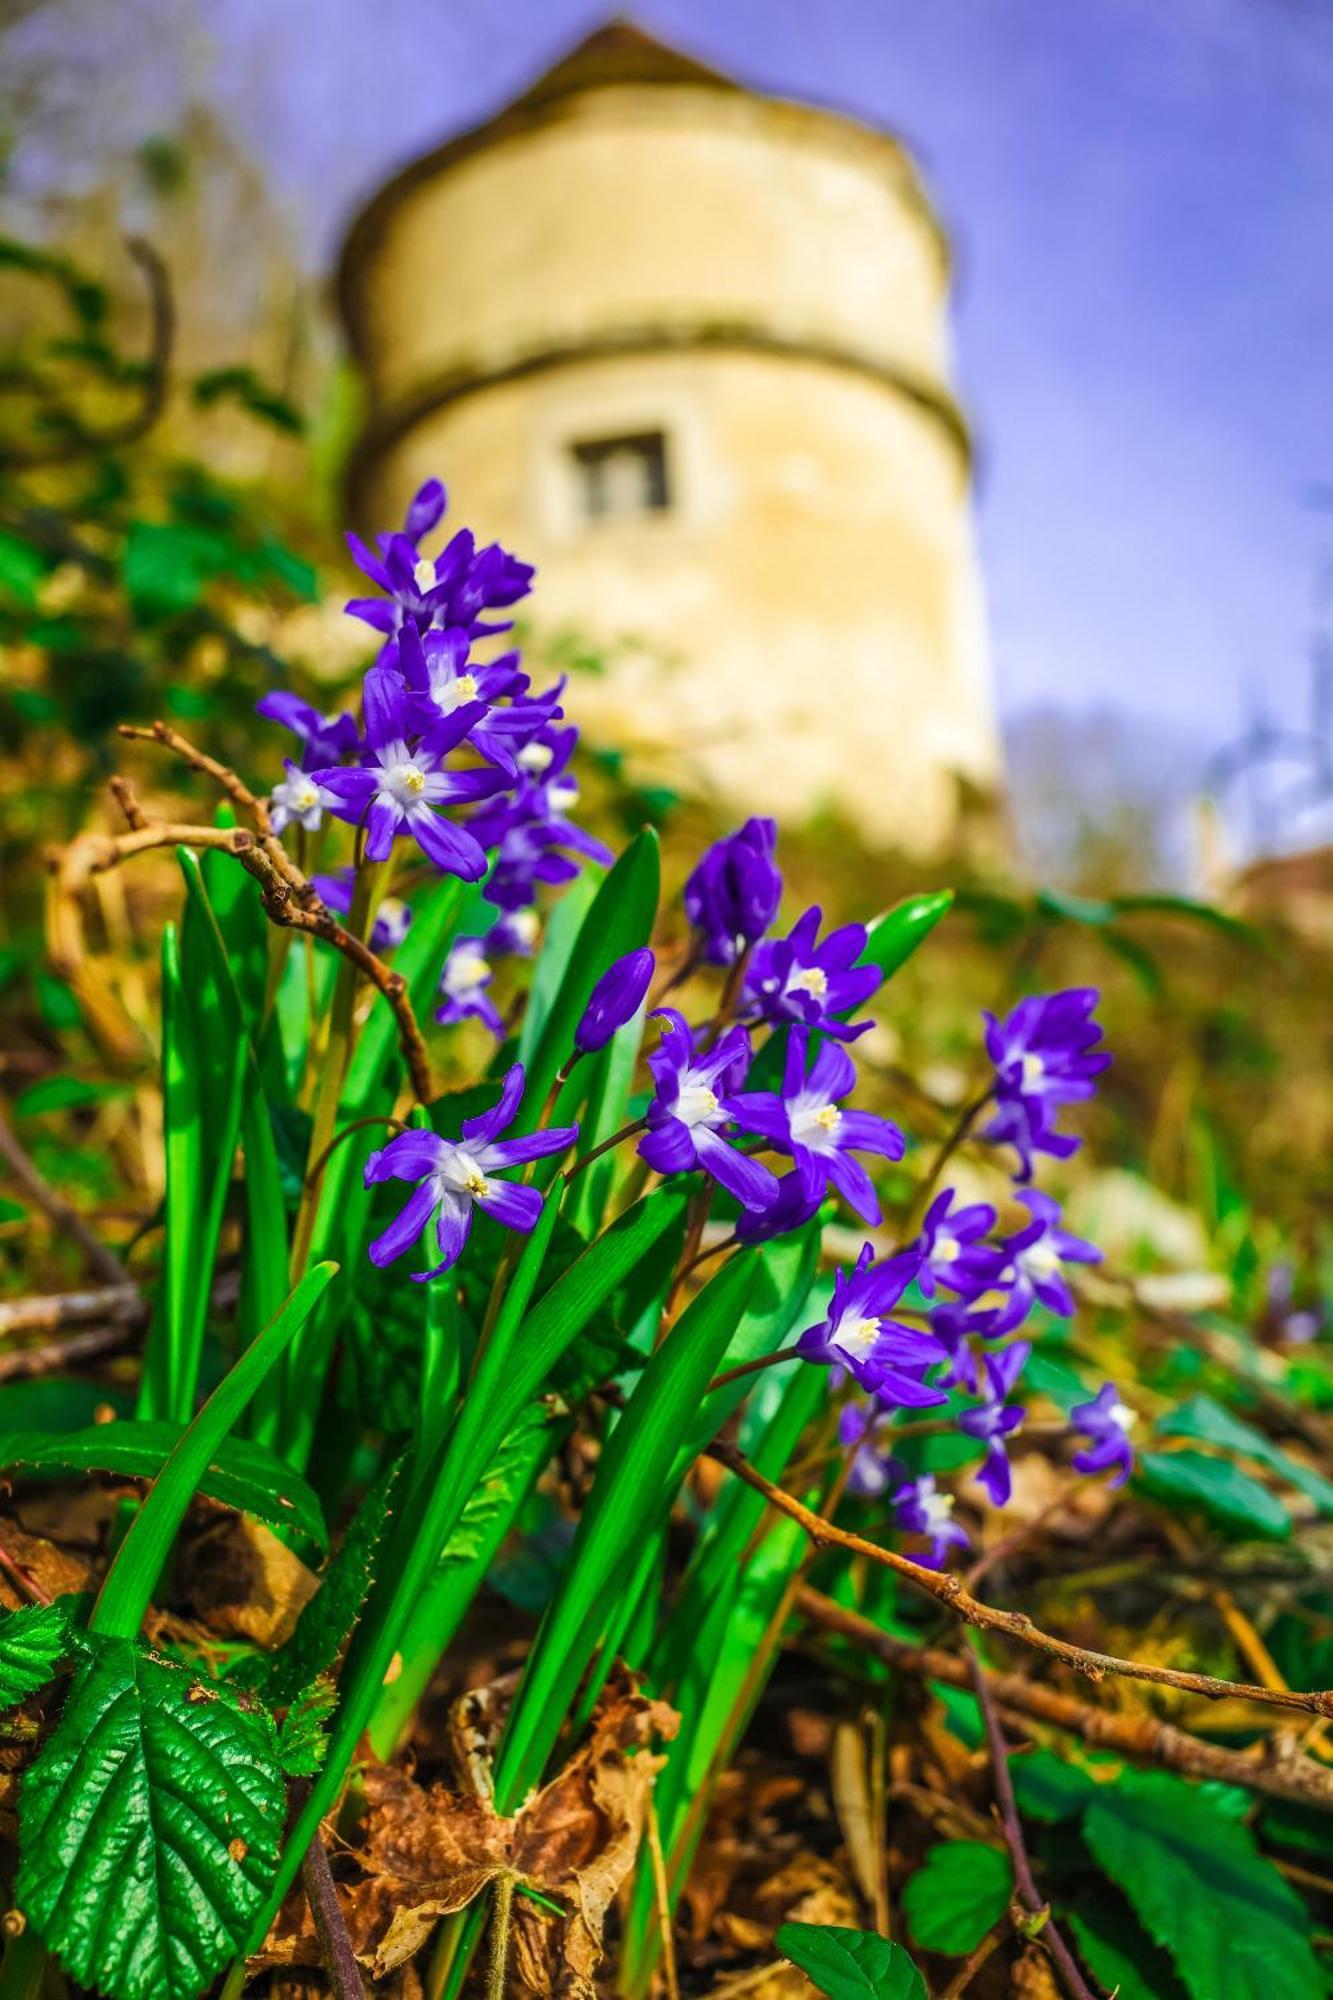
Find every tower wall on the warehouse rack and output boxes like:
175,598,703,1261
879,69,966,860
340,44,1001,854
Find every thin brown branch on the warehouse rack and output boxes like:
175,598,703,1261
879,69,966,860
118,720,273,835
0,1112,129,1285
52,797,437,1104
966,1636,1099,2000
796,1585,1333,1812
299,1813,365,2000
704,1440,1333,1718
0,1269,240,1364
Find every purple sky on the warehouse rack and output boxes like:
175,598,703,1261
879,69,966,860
13,0,1333,754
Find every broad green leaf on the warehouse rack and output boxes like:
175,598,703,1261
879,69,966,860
515,828,659,1134
1135,1448,1291,1540
859,889,954,981
0,1600,75,1708
1068,1890,1189,2000
94,1265,336,1641
0,1423,326,1552
1156,1395,1333,1515
275,1678,335,1776
902,1840,1013,1955
775,1922,926,2000
248,1451,402,1707
1081,1766,1321,2000
493,1249,759,1810
17,1635,285,2000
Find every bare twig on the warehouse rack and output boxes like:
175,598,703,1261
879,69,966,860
0,1112,128,1285
0,1270,240,1362
118,720,273,835
937,1921,1011,1999
796,1585,1333,1811
966,1636,1099,2000
704,1441,1333,1718
300,1820,365,2000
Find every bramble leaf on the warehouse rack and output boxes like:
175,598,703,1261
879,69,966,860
902,1839,1013,1955
249,1452,402,1706
1156,1394,1333,1515
17,1635,285,2000
275,1677,335,1777
0,1600,75,1709
1080,1767,1321,2000
775,1921,926,1999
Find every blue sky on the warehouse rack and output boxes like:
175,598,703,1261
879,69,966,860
12,0,1333,757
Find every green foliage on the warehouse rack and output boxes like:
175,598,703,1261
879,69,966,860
1078,1767,1322,2000
902,1840,1013,1955
17,1637,285,2000
1156,1393,1333,1514
0,1601,77,1709
0,1423,326,1550
250,1452,402,1707
775,1922,927,2000
275,1678,335,1777
1135,1447,1292,1539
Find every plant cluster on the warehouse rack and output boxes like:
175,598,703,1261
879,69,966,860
1,476,1331,2000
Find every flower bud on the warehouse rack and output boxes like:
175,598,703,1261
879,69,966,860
683,818,781,965
574,947,655,1053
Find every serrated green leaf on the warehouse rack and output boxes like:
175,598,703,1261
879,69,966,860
1067,1888,1189,2000
775,1921,926,2000
438,1404,554,1570
1136,1448,1291,1539
0,1423,327,1551
1081,1767,1321,2000
902,1840,1013,1955
252,1452,402,1708
18,1636,285,2000
0,1600,75,1709
1157,1395,1333,1515
275,1677,334,1776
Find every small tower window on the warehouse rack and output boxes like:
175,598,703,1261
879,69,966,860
570,430,670,521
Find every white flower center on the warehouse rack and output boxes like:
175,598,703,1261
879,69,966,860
413,557,436,593
381,758,428,807
449,950,490,993
548,778,579,813
379,897,408,930
290,780,319,812
517,740,554,774
788,965,829,1000
432,670,479,712
919,1486,956,1533
509,909,539,947
934,1235,961,1264
676,1081,720,1127
1021,1240,1061,1280
1020,1051,1046,1090
790,1100,841,1146
441,1147,491,1200
1110,1401,1136,1433
833,1314,882,1360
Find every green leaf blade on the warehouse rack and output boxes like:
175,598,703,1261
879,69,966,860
0,1601,75,1709
902,1839,1013,1955
775,1921,927,2000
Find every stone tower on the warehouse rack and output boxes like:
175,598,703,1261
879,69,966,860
336,23,1000,854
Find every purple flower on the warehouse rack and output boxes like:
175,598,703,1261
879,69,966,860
890,1472,970,1568
396,625,562,776
729,1030,904,1225
469,726,612,912
984,1190,1101,1336
983,987,1111,1179
346,518,533,640
638,1009,777,1212
256,690,359,770
684,819,782,966
917,1188,1004,1303
1070,1381,1136,1486
838,1403,897,1497
270,759,336,835
743,906,882,1041
312,868,413,952
436,937,503,1036
575,948,655,1054
734,1167,825,1245
310,665,503,877
487,908,541,957
797,1245,946,1402
402,477,447,546
364,1065,576,1278
957,1342,1030,1505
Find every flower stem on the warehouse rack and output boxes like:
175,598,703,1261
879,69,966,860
562,1116,647,1183
707,1345,802,1395
485,1874,515,2000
